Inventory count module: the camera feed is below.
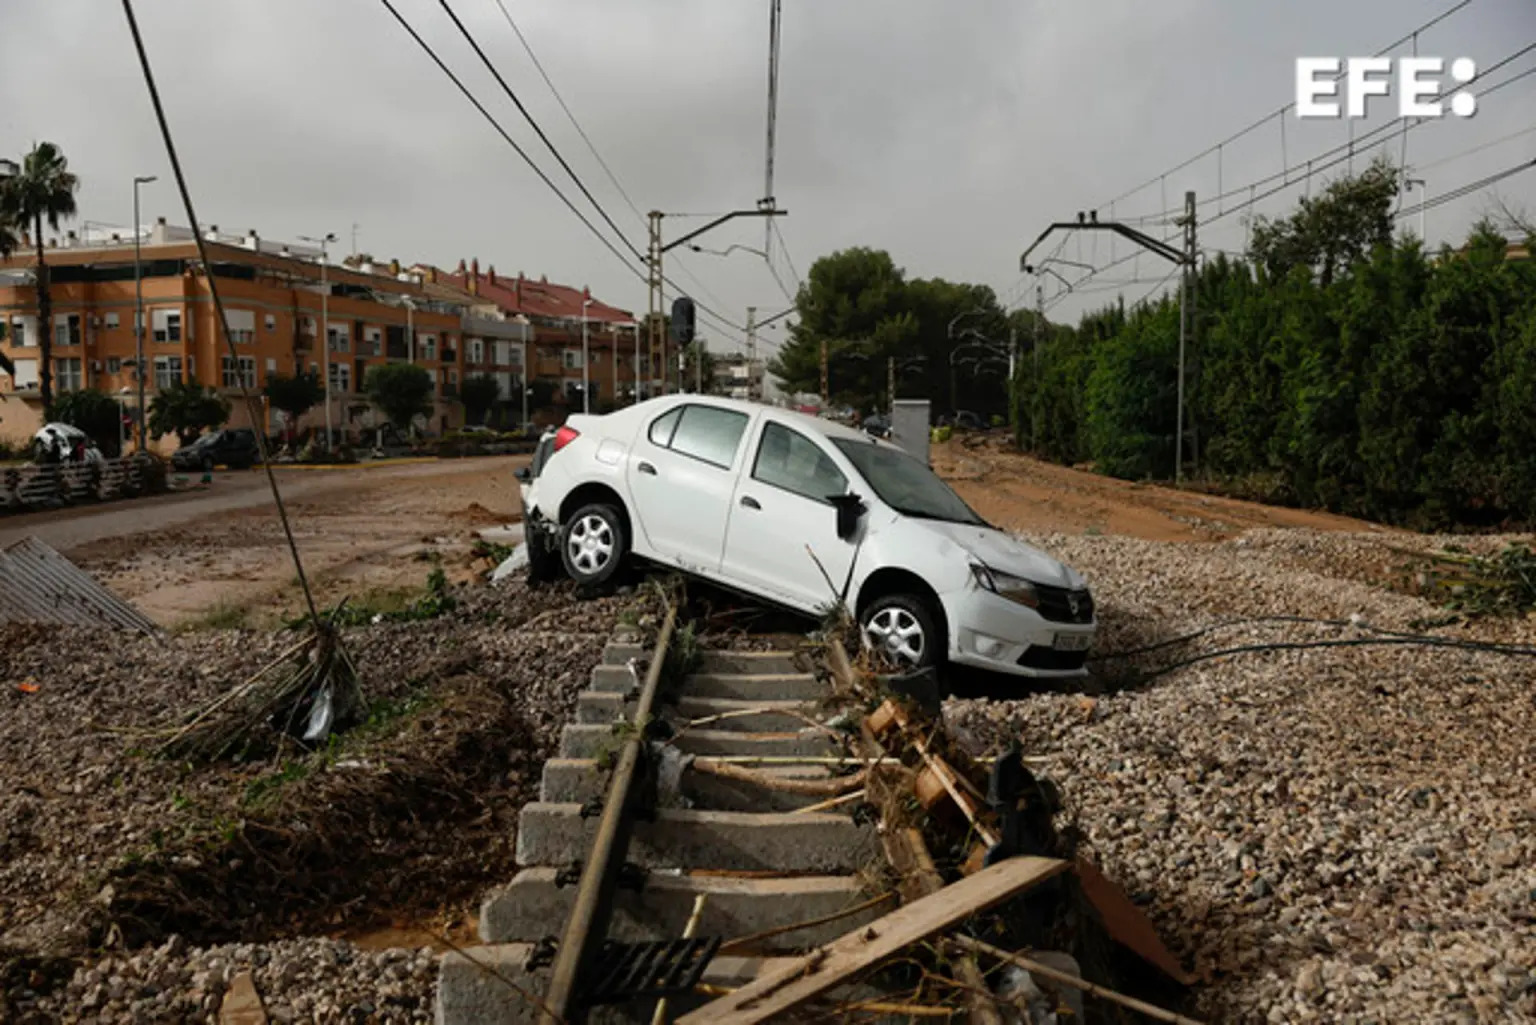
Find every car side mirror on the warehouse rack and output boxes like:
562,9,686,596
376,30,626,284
514,467,531,483
829,493,866,541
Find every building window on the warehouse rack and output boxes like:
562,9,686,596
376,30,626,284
266,357,277,374
152,310,182,343
327,324,349,353
54,314,81,347
106,357,122,374
153,356,183,389
365,328,382,356
468,338,484,365
328,362,351,394
563,349,584,370
8,317,32,347
104,312,121,329
221,356,256,388
420,334,437,361
265,314,277,331
55,358,83,391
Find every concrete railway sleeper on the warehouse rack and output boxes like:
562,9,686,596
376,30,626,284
436,602,893,1024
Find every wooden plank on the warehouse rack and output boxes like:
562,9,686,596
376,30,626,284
675,855,1069,1025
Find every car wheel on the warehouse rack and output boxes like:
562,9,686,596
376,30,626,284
560,503,626,586
860,594,940,669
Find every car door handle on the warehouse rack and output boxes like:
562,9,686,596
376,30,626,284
740,495,760,510
638,461,657,475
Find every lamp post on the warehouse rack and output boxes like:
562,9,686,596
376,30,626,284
132,174,156,450
520,338,529,429
299,232,337,449
581,296,594,413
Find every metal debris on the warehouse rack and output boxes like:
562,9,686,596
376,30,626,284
0,536,160,636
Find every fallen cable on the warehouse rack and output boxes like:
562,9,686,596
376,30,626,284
714,890,898,954
1133,634,1536,682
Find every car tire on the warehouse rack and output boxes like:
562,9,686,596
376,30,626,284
559,503,626,587
860,594,941,670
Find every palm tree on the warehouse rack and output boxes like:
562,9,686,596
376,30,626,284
0,143,80,419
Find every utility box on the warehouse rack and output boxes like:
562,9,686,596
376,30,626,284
890,399,931,465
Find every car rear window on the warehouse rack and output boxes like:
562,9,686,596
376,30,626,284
648,407,682,447
665,405,749,469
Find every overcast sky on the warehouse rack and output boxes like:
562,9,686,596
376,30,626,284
3,0,1533,352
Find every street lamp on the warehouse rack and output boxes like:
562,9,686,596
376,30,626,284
299,232,337,449
132,175,156,450
581,297,594,412
1406,177,1428,244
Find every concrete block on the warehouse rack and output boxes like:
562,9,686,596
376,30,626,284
577,693,819,728
539,758,842,812
699,650,805,675
683,672,825,701
514,804,875,873
559,724,840,760
589,663,642,693
435,943,807,1025
602,642,647,666
479,869,879,950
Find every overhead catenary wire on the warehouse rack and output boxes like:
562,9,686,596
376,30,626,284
1096,0,1475,210
119,0,322,629
485,0,746,335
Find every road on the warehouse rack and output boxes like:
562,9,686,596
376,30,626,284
0,460,519,555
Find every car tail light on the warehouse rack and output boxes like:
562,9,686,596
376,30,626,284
553,425,580,452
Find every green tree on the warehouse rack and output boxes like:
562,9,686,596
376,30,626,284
680,342,718,395
1248,156,1399,287
460,373,500,425
53,387,126,456
0,142,81,419
364,362,434,433
263,371,325,438
149,379,231,447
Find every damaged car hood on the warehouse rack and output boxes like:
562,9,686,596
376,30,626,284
912,519,1085,589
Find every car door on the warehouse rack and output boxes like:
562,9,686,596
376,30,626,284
722,420,857,613
626,402,754,576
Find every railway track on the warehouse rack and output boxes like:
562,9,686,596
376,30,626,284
436,601,892,1023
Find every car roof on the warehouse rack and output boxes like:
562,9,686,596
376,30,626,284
626,395,879,446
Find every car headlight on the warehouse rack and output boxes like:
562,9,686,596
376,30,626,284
970,563,1040,608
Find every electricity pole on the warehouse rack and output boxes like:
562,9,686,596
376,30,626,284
646,207,786,398
745,306,757,401
1176,190,1196,485
132,174,156,451
646,212,663,401
300,232,338,449
820,339,829,406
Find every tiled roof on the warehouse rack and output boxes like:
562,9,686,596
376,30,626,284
441,264,635,325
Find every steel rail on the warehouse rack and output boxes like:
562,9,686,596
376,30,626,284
540,603,678,1024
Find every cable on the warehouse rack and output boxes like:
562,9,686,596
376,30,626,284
772,220,805,293
119,0,323,627
1133,634,1536,682
480,0,747,343
488,0,644,225
1097,0,1475,210
377,0,642,279
1394,157,1536,219
1417,120,1536,172
436,0,643,263
1129,265,1183,307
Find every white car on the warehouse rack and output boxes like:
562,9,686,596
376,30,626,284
521,396,1096,678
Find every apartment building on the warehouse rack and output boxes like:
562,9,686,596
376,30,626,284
439,259,645,408
0,221,466,448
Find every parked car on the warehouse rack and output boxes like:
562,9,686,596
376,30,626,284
171,428,261,471
32,422,107,466
521,397,1095,678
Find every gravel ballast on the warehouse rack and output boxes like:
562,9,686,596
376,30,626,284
947,530,1536,1024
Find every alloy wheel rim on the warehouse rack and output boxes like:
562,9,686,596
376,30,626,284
567,514,614,575
864,607,924,664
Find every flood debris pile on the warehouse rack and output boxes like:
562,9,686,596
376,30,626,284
0,579,629,1023
670,631,1201,1024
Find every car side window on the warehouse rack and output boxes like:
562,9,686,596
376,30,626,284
752,423,848,502
648,407,682,447
666,405,750,469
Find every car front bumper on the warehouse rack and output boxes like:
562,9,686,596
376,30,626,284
941,586,1096,678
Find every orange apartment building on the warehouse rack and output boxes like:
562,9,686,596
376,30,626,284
0,220,642,449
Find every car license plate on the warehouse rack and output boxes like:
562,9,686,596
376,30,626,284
1053,633,1091,652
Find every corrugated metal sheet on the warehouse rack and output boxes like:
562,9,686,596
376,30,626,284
0,536,159,636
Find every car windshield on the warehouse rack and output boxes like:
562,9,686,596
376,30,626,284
830,438,984,525
191,433,221,448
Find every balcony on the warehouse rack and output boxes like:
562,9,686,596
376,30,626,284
440,348,457,364
294,332,315,352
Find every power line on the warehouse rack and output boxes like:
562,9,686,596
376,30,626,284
484,0,743,331
1395,156,1536,219
376,0,643,277
1097,0,1475,210
435,0,643,262
1418,120,1536,171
